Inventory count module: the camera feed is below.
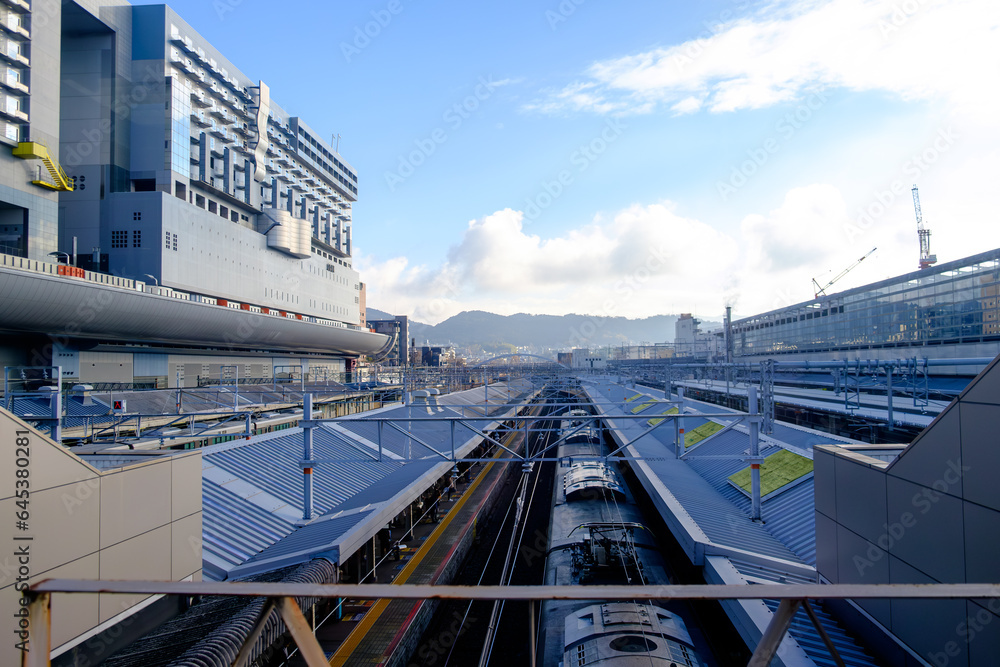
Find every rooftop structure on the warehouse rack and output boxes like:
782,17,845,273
815,354,1000,666
730,248,1000,370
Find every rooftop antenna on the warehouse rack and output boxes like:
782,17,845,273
811,247,877,299
912,184,937,270
333,133,341,153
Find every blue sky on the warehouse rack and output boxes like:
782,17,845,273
140,0,1000,325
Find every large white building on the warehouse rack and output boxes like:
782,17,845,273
0,1,388,387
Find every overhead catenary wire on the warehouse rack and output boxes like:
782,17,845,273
478,412,550,667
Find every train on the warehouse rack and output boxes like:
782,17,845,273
537,407,705,666
70,408,311,453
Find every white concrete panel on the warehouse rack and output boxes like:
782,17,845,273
0,413,100,502
99,460,172,548
21,483,100,577
889,556,970,667
959,402,1000,512
813,446,837,520
962,501,1000,583
965,600,1000,666
888,407,963,499
98,525,171,623
835,524,890,627
957,358,1000,407
836,524,886,585
171,512,202,580
170,451,202,519
834,454,887,546
814,511,839,584
42,554,102,656
886,476,966,584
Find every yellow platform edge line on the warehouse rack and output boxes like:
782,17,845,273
328,431,518,666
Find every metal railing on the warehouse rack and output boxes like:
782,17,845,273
22,579,1000,667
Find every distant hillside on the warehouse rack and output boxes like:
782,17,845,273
367,308,721,349
366,307,395,321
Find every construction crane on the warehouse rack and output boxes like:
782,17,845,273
912,185,937,270
812,247,877,299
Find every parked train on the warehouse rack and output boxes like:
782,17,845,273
72,408,311,454
538,408,704,666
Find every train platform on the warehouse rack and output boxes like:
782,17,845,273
673,377,946,427
323,435,523,666
583,379,882,666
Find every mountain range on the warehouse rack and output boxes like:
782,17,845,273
367,308,722,350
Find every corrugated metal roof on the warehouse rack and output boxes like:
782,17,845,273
243,510,375,564
200,380,527,580
336,405,473,459
202,482,291,580
588,384,806,565
761,599,880,667
710,556,880,666
201,428,403,580
761,482,817,565
635,455,804,562
592,381,857,567
205,429,401,516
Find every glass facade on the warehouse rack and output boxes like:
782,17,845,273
168,76,191,178
733,250,1000,356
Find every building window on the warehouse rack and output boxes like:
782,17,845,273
165,231,171,249
133,211,141,221
173,233,178,251
132,230,141,247
111,230,127,249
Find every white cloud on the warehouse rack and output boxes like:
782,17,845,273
360,203,741,324
360,186,925,327
527,0,1000,118
733,183,904,312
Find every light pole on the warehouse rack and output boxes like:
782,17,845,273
48,251,70,265
142,274,158,286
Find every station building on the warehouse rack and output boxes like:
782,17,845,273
731,248,1000,372
0,1,388,387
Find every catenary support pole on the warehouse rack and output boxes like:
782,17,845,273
302,393,314,521
748,386,762,521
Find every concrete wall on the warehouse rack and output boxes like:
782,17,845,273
99,191,362,324
815,355,1000,667
0,407,201,663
